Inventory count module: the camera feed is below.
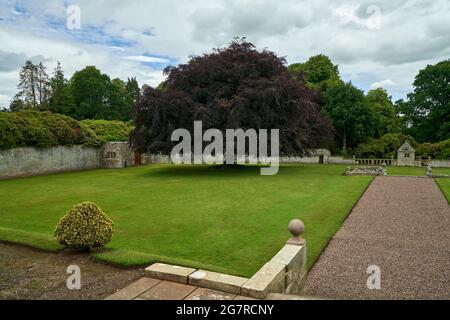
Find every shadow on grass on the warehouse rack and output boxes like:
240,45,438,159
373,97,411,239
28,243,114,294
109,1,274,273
139,164,308,178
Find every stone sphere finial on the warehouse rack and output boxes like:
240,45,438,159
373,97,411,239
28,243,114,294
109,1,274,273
288,219,304,236
287,219,305,246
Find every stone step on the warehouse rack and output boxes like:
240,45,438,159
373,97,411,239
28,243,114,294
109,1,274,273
266,293,327,300
145,263,196,284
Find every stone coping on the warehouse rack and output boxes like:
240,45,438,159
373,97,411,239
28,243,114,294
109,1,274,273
145,263,196,284
144,241,307,299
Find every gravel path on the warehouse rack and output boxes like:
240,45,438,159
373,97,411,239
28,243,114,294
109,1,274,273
305,176,450,300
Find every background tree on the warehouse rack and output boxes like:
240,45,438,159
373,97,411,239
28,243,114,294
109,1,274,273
49,62,75,115
70,66,112,119
288,55,342,92
9,97,26,111
125,77,140,105
68,67,138,121
396,59,450,142
108,78,129,120
366,88,400,137
131,39,335,156
14,60,38,109
10,62,138,121
322,81,375,152
13,60,51,110
354,133,416,159
35,62,51,108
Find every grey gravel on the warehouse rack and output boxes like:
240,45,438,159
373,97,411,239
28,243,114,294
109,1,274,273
305,176,450,300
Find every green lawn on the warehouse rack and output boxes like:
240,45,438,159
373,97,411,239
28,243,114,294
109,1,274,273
388,166,425,176
436,179,450,203
0,164,371,277
387,166,450,176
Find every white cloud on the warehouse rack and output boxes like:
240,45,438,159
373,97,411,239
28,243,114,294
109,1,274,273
370,79,396,89
0,0,450,107
124,56,170,63
0,94,11,107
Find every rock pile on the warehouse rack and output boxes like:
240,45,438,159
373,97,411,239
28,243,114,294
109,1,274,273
345,166,387,176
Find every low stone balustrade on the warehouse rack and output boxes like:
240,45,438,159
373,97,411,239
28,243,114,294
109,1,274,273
139,219,309,300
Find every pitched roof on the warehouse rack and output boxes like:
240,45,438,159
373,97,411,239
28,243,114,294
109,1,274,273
398,141,415,152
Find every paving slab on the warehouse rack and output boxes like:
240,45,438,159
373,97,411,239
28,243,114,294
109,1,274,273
105,277,160,300
189,270,248,295
305,177,450,300
145,263,196,284
185,287,236,300
138,280,197,300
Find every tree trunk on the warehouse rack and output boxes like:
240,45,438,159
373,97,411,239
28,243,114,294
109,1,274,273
342,132,347,154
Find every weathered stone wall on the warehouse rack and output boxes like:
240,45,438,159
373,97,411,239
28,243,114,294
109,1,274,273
241,242,308,298
397,152,415,166
141,152,337,165
143,241,308,300
431,160,450,168
329,156,354,164
141,153,170,165
0,145,101,179
102,142,135,168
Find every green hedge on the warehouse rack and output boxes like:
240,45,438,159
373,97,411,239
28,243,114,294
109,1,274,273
0,111,132,150
80,119,134,143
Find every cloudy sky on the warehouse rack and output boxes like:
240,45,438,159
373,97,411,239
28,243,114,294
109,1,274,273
1,0,450,108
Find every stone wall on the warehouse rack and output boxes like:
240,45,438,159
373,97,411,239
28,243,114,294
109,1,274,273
0,142,137,179
141,153,170,165
241,242,307,298
102,142,135,168
397,151,416,166
143,241,308,299
328,156,354,164
431,160,450,168
0,145,101,179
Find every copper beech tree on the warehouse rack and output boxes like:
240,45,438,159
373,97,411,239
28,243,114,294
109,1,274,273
131,40,335,157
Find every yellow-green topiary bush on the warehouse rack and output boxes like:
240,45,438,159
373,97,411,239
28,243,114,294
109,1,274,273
54,202,114,250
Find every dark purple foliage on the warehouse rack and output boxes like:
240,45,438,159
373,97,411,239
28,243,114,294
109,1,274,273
131,40,334,155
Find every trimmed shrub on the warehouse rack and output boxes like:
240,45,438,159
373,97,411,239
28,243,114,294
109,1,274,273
0,111,131,150
54,202,114,250
80,119,134,142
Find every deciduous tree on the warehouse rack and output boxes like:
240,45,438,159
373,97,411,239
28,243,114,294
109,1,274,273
366,88,400,137
131,40,335,156
288,54,341,92
322,82,375,152
396,59,450,142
